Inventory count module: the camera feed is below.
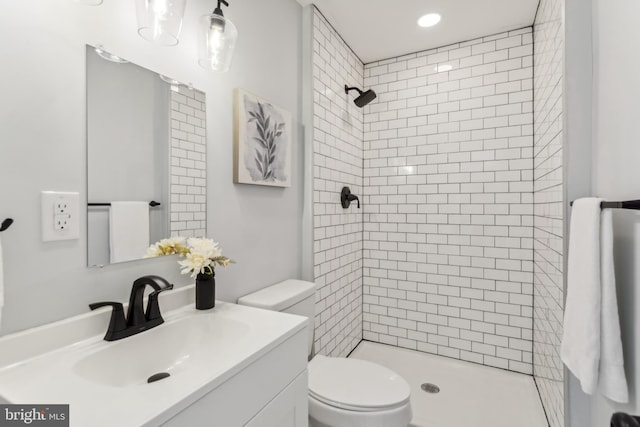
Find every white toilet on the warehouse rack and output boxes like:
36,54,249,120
238,279,412,427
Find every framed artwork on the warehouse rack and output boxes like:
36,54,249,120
234,88,292,187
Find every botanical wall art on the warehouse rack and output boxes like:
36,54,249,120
234,88,292,187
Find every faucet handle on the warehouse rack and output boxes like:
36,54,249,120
89,302,127,341
146,284,174,322
128,275,173,327
340,186,361,209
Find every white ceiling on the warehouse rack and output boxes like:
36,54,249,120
297,0,540,64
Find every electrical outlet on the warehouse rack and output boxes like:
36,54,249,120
42,191,80,242
55,200,70,215
54,214,70,231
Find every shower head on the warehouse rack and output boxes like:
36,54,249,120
345,85,377,108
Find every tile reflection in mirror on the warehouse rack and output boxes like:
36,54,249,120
86,45,207,267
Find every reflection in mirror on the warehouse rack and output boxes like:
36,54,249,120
86,45,207,267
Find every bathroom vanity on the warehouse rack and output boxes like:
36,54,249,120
0,285,309,426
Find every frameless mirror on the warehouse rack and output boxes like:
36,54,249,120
86,45,207,267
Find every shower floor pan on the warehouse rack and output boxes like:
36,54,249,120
349,341,548,427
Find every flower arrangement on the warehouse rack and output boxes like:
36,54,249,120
145,236,234,278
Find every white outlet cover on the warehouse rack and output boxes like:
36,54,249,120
41,191,80,242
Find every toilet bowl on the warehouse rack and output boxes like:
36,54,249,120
308,355,412,427
238,280,412,427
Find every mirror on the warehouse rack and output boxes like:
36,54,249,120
86,45,207,267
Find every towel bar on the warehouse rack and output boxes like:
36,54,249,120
88,201,161,207
569,199,640,210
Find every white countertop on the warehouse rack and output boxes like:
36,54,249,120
0,285,307,427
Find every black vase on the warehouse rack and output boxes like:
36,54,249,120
195,272,215,310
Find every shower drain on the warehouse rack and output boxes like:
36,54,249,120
421,383,440,394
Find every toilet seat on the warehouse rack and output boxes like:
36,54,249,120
308,355,411,412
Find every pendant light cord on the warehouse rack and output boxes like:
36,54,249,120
214,0,229,16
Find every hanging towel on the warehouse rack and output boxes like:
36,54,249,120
109,201,150,264
561,198,628,403
0,235,4,330
598,207,628,402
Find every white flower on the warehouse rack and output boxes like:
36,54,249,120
178,252,213,278
187,237,222,259
162,236,186,248
158,236,187,255
144,245,160,258
146,235,234,277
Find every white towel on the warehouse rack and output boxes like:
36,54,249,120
109,202,150,264
598,207,628,402
561,198,628,403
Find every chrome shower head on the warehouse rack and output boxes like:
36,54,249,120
345,85,377,108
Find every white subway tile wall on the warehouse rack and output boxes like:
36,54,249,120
362,29,535,374
169,87,207,238
533,0,565,425
312,9,364,357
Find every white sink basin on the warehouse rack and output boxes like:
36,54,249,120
0,285,307,427
73,315,251,387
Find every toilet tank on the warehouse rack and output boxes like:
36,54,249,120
237,279,316,355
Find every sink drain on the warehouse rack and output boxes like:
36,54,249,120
421,383,440,394
147,372,170,383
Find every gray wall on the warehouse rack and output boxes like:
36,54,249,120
0,0,304,335
567,0,640,425
564,0,592,425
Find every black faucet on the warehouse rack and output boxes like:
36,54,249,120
90,275,174,341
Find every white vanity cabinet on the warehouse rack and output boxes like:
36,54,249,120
159,327,308,427
0,287,309,427
244,372,307,427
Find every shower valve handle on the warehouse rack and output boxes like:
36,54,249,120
341,187,360,209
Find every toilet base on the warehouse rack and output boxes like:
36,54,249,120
308,395,412,427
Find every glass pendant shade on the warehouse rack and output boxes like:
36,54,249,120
135,0,186,46
198,13,237,72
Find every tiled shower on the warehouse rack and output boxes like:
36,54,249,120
311,1,565,425
362,27,534,375
532,0,565,425
312,12,364,357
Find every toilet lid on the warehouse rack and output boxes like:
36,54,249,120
308,355,411,412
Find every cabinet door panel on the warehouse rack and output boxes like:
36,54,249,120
245,371,308,427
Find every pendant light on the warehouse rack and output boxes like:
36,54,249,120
135,0,187,46
198,0,237,72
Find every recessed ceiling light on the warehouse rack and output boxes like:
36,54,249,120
418,13,441,28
